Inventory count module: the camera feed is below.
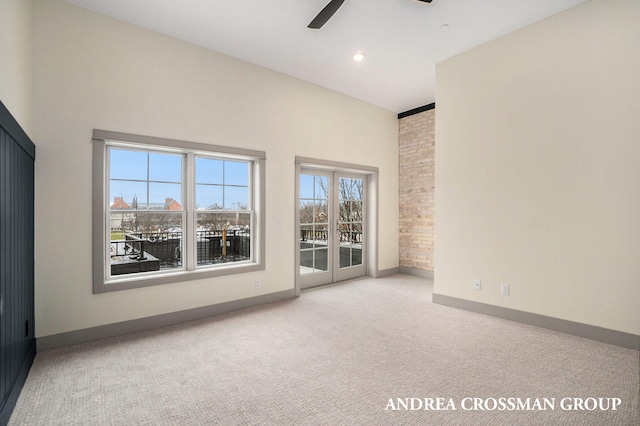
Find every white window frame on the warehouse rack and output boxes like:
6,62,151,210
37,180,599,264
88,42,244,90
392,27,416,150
92,129,266,293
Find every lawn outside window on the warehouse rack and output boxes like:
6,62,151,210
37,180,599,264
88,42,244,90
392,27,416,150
92,130,265,293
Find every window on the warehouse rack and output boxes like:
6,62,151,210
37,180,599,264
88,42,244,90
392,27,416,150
93,130,265,293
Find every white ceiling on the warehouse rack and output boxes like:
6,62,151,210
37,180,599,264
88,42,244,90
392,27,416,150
65,0,587,113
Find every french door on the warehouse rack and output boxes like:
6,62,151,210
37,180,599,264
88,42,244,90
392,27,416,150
298,169,367,289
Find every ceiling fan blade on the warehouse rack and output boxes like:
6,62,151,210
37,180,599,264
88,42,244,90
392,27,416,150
308,0,346,29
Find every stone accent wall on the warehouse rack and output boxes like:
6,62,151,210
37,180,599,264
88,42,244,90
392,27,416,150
398,108,435,272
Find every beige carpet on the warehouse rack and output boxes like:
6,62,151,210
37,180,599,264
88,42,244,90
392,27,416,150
9,275,640,425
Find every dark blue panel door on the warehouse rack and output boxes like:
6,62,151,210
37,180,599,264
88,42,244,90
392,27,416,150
0,103,36,424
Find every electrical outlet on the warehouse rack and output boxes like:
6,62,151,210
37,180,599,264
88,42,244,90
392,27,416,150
473,280,482,290
501,284,510,296
255,280,262,289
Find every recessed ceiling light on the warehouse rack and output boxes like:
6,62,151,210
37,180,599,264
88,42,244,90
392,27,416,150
353,51,366,62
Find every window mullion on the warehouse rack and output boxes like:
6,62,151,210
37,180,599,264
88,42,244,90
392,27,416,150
146,152,150,210
186,152,196,271
250,160,256,262
105,146,115,282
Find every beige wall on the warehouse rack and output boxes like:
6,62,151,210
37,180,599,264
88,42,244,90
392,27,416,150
398,109,435,272
0,0,32,135
32,0,399,338
435,0,640,335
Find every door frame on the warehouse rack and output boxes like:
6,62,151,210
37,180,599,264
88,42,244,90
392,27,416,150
294,157,379,295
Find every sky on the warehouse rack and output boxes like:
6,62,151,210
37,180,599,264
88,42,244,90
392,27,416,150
109,147,249,210
109,148,363,212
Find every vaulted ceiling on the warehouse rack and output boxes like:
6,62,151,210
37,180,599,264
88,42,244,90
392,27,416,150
65,0,587,113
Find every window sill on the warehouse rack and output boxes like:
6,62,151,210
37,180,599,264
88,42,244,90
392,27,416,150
96,261,265,293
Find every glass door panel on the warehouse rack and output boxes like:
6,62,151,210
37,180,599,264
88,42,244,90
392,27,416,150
299,169,367,288
299,171,332,287
334,175,366,281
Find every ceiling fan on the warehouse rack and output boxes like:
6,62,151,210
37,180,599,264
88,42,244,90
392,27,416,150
308,0,433,29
